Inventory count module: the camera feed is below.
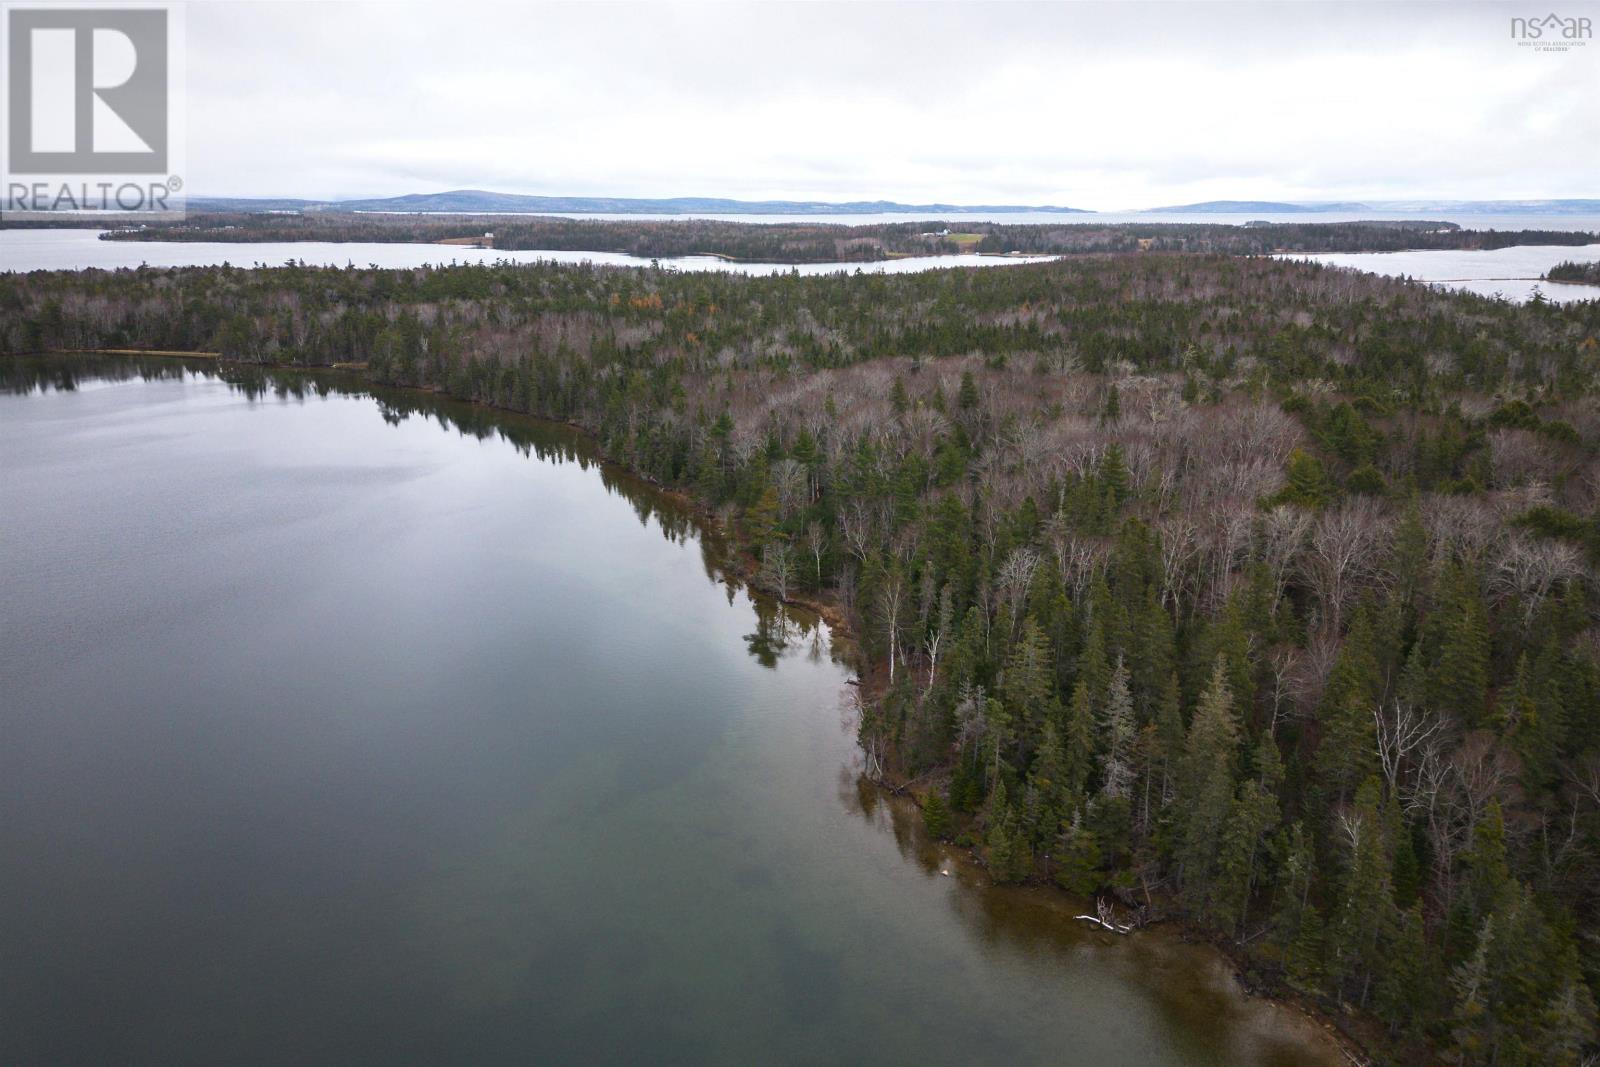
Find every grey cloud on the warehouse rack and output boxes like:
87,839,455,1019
181,1,1598,206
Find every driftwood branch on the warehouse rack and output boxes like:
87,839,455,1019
1074,898,1135,934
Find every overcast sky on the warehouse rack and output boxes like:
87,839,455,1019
184,1,1598,208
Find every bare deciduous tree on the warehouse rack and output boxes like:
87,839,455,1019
954,681,989,753
996,546,1041,638
876,567,909,685
838,500,877,563
760,541,795,601
1302,499,1391,633
924,584,954,689
1374,697,1446,803
1259,505,1310,614
1490,533,1584,628
771,459,808,519
803,521,827,584
1410,731,1523,908
1155,514,1200,612
1266,646,1306,736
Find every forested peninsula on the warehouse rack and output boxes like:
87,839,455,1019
1548,261,1600,286
6,253,1600,1065
9,212,1594,263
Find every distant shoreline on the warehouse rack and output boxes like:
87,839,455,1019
173,189,1600,218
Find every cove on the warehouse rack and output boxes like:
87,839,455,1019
0,357,1343,1066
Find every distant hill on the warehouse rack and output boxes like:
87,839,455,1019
1148,198,1600,216
177,191,1600,218
1144,200,1366,214
185,190,1091,216
1363,199,1600,215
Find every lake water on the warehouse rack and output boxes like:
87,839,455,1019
1280,242,1600,303
7,227,1598,305
0,357,1343,1066
372,209,1600,231
0,229,1055,276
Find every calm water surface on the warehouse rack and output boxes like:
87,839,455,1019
1281,242,1600,303
0,358,1343,1066
0,229,1055,275
8,227,1598,305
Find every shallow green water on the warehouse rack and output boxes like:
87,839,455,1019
0,358,1341,1066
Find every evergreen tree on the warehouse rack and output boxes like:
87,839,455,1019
1100,656,1136,800
1152,672,1184,800
1288,905,1328,990
1099,444,1130,507
1375,902,1433,1038
1318,692,1379,806
1499,654,1556,790
987,814,1020,884
1273,821,1317,947
1063,679,1095,799
1026,721,1070,836
1212,776,1279,932
1538,973,1599,1067
986,779,1032,884
957,370,979,411
1055,810,1102,896
1451,913,1495,1060
742,484,781,546
922,790,952,840
1426,562,1490,726
1463,800,1514,922
1002,618,1057,748
1331,778,1397,1006
1103,383,1121,421
1078,614,1111,711
1174,660,1242,915
1279,447,1331,508
982,691,1013,790
1391,498,1429,611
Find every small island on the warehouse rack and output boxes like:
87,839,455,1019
1544,260,1600,285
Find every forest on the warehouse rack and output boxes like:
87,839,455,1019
5,253,1600,1065
8,211,1594,263
1548,261,1600,286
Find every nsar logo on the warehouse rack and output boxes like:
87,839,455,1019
1510,12,1592,50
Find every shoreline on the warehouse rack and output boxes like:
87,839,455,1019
904,793,1374,1066
18,347,1371,1065
46,347,221,358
